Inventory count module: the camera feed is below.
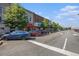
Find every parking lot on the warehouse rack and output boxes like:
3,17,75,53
0,30,79,56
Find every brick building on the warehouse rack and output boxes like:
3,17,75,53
25,9,45,27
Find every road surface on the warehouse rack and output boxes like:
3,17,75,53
0,30,79,56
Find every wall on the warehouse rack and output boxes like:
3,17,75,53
0,3,11,35
26,11,33,24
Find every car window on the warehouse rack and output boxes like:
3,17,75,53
29,30,40,32
11,31,28,34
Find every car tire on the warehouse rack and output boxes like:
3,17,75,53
3,37,8,41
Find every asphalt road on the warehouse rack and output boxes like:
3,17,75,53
0,30,79,56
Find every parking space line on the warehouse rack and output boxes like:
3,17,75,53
72,34,79,36
0,41,7,47
63,38,68,50
28,40,79,56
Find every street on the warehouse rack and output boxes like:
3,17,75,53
0,30,79,56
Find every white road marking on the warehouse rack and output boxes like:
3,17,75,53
28,40,79,56
63,38,68,50
73,34,79,36
59,33,63,35
0,41,7,47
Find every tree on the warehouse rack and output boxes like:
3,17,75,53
40,19,49,29
57,24,63,30
51,22,58,31
51,22,63,31
4,4,28,30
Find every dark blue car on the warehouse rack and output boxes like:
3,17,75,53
1,30,30,40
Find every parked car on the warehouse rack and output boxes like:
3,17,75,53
29,30,41,36
40,30,49,34
74,29,79,32
0,30,30,40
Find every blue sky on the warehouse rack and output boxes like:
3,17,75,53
21,3,79,28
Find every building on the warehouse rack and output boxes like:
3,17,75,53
33,13,44,27
25,9,34,24
25,9,44,26
0,3,50,33
25,9,50,30
0,3,11,23
0,3,11,35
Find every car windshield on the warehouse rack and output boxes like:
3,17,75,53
11,31,28,34
29,30,39,32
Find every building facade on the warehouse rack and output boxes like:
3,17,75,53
23,8,51,30
25,9,45,27
25,9,45,30
0,3,11,35
0,3,50,34
33,13,44,27
25,9,34,24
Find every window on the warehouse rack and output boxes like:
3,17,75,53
29,17,31,21
0,16,2,22
0,7,2,13
0,7,2,22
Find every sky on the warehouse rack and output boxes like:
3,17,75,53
21,3,79,28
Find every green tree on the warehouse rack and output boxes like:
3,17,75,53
57,24,63,30
4,4,28,30
40,19,49,29
51,22,63,31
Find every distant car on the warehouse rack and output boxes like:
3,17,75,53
74,29,79,32
0,30,30,40
29,30,41,36
40,30,49,34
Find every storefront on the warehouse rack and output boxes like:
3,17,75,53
25,22,41,31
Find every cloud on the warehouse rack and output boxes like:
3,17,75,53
54,5,79,28
55,5,79,20
60,6,79,12
68,18,76,21
35,11,42,15
44,16,51,19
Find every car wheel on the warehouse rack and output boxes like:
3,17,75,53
22,37,27,40
3,37,8,41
